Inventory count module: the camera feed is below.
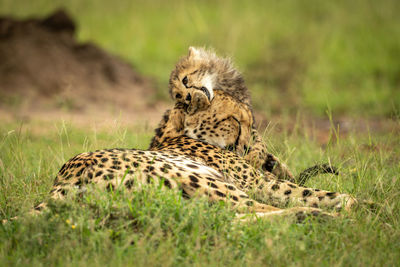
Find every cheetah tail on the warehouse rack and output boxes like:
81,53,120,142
296,163,339,186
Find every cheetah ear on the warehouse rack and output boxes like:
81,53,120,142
188,46,200,59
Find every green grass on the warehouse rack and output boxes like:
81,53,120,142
0,121,399,266
1,0,399,117
0,1,399,265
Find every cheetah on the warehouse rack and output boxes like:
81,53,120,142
3,51,366,223
33,135,358,223
14,94,371,223
150,47,337,184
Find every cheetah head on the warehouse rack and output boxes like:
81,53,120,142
169,47,251,115
169,47,217,115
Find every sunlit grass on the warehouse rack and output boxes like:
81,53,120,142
0,120,399,265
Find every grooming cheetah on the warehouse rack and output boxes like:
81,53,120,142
150,47,337,184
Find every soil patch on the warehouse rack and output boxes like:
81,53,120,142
0,9,163,124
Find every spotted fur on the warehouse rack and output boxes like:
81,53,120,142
150,47,337,183
31,135,362,223
150,47,295,181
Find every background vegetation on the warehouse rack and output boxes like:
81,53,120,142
0,0,399,266
1,0,399,117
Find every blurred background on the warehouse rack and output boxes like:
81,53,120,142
0,0,399,132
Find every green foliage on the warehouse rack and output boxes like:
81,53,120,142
1,0,399,117
0,121,399,266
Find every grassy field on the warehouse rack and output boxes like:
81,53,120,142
1,0,399,117
0,121,399,266
1,0,400,266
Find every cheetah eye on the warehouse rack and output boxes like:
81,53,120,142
182,76,188,86
175,93,182,99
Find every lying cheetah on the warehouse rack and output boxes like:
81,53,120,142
150,47,337,184
35,135,357,222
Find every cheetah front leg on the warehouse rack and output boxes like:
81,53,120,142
149,102,186,149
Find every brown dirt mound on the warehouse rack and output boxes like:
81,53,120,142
0,9,158,115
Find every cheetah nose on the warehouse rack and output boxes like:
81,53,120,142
185,93,191,102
